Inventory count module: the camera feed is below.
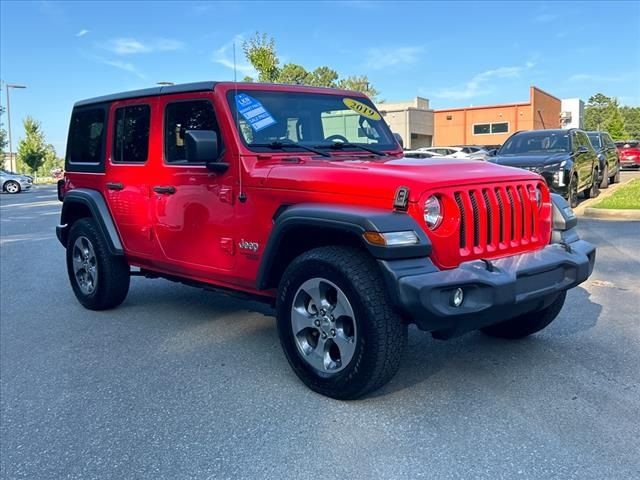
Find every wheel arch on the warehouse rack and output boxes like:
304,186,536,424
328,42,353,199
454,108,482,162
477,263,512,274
57,189,124,255
256,204,431,290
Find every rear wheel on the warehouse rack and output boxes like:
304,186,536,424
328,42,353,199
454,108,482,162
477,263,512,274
66,218,130,310
4,181,20,194
277,246,407,399
481,291,566,339
599,165,609,189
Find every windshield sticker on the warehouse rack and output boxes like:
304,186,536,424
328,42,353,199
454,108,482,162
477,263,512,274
343,98,382,121
235,93,277,132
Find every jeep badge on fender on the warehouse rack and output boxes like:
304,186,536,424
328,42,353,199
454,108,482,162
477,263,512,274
57,81,596,400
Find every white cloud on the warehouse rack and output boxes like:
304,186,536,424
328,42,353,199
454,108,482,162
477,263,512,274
434,62,535,100
95,56,145,79
534,12,559,22
212,35,256,77
568,73,627,82
364,46,425,70
103,37,184,55
75,29,89,37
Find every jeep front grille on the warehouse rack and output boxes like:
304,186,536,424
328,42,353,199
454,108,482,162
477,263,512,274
453,182,542,258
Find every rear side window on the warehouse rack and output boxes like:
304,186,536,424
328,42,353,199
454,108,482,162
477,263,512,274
164,100,220,163
113,105,151,163
66,106,107,169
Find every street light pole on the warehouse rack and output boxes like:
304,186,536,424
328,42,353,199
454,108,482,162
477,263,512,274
5,83,27,172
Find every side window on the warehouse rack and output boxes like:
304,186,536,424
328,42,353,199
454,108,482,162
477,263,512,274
164,100,220,163
113,105,151,163
66,106,107,167
580,132,593,149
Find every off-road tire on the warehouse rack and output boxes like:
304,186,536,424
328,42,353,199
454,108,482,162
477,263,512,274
4,180,21,194
599,165,609,189
481,291,567,339
276,246,407,400
66,218,130,310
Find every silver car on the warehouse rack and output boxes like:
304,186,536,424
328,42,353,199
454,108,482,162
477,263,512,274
1,169,33,194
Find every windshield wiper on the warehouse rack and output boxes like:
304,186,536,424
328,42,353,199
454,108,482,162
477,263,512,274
314,142,388,157
252,140,331,157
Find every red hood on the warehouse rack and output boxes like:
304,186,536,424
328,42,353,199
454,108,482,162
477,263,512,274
264,155,540,202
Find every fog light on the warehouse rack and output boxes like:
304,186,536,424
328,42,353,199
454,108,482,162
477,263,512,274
451,288,464,307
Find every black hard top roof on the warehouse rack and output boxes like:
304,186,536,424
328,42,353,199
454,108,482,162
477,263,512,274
74,81,218,107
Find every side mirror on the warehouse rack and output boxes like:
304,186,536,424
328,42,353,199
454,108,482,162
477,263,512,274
184,130,228,172
393,133,404,149
576,145,589,154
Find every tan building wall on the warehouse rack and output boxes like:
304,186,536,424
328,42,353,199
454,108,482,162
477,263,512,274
434,86,561,146
377,97,434,149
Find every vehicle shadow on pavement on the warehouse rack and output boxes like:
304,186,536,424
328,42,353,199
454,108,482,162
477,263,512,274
371,286,602,398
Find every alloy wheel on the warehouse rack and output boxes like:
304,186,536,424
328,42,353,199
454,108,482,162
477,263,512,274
72,236,98,295
291,277,357,375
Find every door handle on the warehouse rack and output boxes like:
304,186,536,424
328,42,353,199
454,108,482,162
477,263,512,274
153,185,176,195
106,182,124,191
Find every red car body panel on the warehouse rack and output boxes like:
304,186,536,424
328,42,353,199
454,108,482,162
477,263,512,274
63,82,552,297
617,143,640,168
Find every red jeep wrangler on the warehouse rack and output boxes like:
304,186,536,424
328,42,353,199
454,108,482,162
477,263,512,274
57,82,596,399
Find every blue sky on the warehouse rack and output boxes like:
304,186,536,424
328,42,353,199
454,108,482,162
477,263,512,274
1,0,639,155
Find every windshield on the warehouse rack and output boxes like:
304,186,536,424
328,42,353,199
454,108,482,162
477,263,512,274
226,90,396,153
587,133,601,148
499,131,570,155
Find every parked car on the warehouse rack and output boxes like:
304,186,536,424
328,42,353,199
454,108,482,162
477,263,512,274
403,149,437,159
586,131,621,188
615,140,640,169
491,129,599,208
418,146,488,160
0,169,33,194
56,82,595,399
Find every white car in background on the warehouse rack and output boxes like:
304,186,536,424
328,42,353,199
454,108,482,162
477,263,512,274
418,146,490,161
1,169,33,194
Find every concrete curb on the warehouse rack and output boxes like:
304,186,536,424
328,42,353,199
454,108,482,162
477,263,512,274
574,176,636,216
583,207,640,220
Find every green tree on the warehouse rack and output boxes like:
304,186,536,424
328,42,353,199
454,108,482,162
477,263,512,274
242,32,378,98
242,32,279,83
584,93,617,131
604,107,628,140
17,116,48,176
621,106,640,140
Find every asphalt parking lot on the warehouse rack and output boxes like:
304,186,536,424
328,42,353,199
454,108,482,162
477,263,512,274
1,184,639,480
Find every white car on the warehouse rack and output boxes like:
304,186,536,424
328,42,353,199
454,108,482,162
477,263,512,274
418,146,490,161
1,169,33,194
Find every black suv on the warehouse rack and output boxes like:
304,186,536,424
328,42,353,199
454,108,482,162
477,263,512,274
491,129,599,207
586,131,621,188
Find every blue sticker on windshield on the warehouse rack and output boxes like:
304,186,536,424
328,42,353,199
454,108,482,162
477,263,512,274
235,93,277,132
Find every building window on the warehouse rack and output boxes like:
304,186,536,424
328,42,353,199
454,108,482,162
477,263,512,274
491,122,508,133
472,122,509,135
473,124,491,135
446,115,452,120
113,105,151,163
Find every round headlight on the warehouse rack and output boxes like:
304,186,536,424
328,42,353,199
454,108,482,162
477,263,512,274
424,195,443,229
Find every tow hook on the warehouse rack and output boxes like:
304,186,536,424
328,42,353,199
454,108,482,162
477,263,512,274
480,258,495,272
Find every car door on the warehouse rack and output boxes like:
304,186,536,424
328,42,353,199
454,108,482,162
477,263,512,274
151,93,236,276
572,131,592,190
104,98,157,258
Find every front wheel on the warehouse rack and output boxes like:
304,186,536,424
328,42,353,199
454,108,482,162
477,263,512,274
584,168,599,199
4,181,21,194
277,246,407,399
568,175,579,208
66,218,130,310
481,291,566,339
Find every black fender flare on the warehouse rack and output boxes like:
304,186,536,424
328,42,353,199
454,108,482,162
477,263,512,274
57,188,124,255
256,203,431,290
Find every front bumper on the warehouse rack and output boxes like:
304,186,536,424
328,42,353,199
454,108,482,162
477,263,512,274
379,239,595,338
